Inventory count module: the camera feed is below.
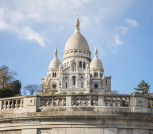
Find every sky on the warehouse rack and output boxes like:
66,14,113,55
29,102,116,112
0,0,153,94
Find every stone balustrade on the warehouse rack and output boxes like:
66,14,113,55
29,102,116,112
104,95,130,107
40,96,66,107
0,94,152,112
0,96,24,110
71,95,98,106
147,96,153,108
0,94,153,134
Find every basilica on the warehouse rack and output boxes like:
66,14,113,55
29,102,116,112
41,17,111,94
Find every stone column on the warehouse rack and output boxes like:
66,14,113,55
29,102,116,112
98,96,105,106
98,71,100,78
23,96,40,112
0,101,3,110
130,95,148,108
66,96,72,106
130,95,149,112
0,100,2,110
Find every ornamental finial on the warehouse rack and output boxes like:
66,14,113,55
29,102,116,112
54,48,57,57
75,16,80,33
94,47,98,57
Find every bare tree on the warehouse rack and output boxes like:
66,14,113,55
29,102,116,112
0,65,16,88
112,90,119,94
23,84,40,95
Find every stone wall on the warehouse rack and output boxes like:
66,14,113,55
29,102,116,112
0,130,21,134
0,94,152,134
2,128,149,134
0,128,150,134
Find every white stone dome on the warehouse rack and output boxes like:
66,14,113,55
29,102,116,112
90,48,103,71
64,17,90,52
49,49,61,70
64,32,90,52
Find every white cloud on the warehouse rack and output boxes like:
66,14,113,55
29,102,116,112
10,11,24,25
20,27,45,47
0,8,9,31
113,35,123,47
116,26,128,34
28,13,40,19
126,19,138,27
0,7,45,46
0,21,10,31
0,0,134,54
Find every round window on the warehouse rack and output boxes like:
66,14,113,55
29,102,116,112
52,84,56,89
94,84,98,88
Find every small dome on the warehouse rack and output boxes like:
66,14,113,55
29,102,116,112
90,48,103,71
48,49,61,70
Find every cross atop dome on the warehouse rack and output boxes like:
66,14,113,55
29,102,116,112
75,16,80,33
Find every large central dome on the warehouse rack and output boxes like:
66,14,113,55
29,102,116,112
62,17,91,63
64,17,90,52
62,18,91,64
64,32,90,52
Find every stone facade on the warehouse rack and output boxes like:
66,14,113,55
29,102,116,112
41,17,111,95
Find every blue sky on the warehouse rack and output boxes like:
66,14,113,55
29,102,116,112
0,0,153,94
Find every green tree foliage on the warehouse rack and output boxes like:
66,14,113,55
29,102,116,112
9,80,21,96
134,80,150,95
0,88,13,98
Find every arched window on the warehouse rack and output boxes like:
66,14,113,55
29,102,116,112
55,73,56,77
66,82,67,88
79,61,82,68
53,73,54,77
72,76,76,85
81,81,83,88
81,78,84,88
94,72,98,77
83,62,86,69
72,63,76,71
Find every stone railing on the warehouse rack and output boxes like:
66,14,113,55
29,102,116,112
71,95,98,106
104,95,130,107
0,96,24,110
40,96,66,107
0,94,152,113
147,96,153,108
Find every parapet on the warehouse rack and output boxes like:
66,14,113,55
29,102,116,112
0,94,153,134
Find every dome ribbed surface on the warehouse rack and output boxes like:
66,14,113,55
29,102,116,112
64,32,89,52
49,57,61,70
90,56,103,71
